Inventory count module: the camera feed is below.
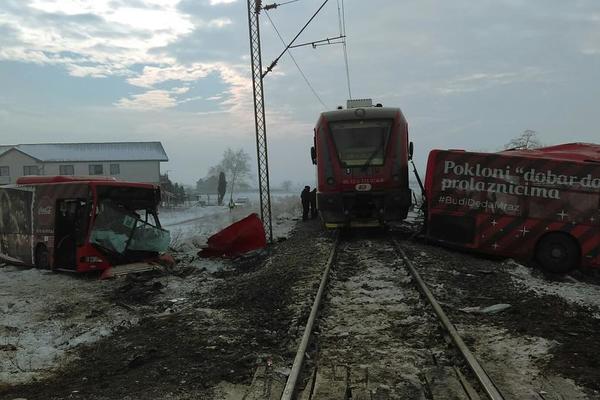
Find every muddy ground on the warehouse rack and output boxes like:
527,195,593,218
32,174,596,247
401,238,600,399
2,220,600,399
0,219,332,400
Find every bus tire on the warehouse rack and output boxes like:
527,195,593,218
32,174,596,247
35,244,50,269
535,233,580,273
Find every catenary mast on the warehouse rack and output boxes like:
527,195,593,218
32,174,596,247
247,0,273,243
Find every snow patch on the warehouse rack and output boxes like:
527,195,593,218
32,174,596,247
505,261,600,312
465,324,588,399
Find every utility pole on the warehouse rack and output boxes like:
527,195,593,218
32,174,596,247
247,0,273,243
247,0,338,243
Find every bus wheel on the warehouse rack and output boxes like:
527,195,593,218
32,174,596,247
35,244,50,269
535,233,579,273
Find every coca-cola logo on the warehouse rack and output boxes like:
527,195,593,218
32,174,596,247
37,196,54,226
38,206,52,215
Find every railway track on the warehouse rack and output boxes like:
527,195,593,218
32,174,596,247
281,234,506,400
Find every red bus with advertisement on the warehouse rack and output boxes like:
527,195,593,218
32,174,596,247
424,143,600,272
0,176,170,272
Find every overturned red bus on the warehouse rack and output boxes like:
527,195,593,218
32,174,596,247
0,176,170,272
424,143,600,272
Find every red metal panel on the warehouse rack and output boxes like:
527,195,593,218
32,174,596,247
17,175,117,184
502,143,600,163
426,146,600,268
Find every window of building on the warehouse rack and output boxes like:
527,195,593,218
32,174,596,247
23,165,40,175
0,166,8,176
110,163,120,175
59,165,74,175
89,164,103,175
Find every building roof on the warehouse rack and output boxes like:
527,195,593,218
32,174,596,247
0,142,168,162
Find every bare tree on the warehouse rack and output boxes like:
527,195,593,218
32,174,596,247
281,180,293,192
504,130,542,150
210,148,252,206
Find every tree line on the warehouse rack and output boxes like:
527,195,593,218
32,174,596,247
160,147,253,206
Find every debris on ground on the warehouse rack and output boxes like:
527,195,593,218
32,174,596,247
459,303,512,314
198,213,267,258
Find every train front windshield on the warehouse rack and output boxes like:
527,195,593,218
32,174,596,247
330,119,392,167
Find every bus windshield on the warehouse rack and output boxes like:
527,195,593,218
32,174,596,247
89,200,170,258
330,119,392,167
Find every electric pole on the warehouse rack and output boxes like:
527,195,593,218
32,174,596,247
247,0,273,243
247,0,340,243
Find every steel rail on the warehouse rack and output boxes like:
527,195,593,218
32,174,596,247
280,232,340,400
392,240,506,400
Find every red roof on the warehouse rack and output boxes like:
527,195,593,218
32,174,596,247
16,176,159,191
16,176,118,185
501,143,600,163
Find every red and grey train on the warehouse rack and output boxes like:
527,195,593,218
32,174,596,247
311,100,413,228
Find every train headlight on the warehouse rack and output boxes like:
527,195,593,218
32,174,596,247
327,177,335,185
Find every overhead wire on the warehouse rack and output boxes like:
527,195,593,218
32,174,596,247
262,0,329,77
264,9,329,109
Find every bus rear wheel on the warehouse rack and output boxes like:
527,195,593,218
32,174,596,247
535,233,579,273
35,244,50,269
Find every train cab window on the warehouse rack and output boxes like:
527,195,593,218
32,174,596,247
329,119,392,167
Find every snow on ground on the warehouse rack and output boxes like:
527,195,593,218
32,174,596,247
320,241,440,396
465,324,588,399
504,260,600,312
0,267,138,384
0,194,300,386
163,193,300,248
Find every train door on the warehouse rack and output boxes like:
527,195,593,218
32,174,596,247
54,199,87,269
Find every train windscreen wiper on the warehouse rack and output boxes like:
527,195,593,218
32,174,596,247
362,136,385,170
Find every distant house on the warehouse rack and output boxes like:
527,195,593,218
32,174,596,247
0,142,168,185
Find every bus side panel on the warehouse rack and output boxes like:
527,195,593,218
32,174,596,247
426,151,490,249
426,151,533,255
426,151,600,267
32,183,89,267
0,187,34,265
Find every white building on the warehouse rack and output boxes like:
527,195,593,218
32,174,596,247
0,142,168,185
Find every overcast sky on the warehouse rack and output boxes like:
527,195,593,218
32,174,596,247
1,0,599,186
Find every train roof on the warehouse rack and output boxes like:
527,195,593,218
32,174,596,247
320,106,407,124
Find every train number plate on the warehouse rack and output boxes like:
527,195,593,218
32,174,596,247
355,183,372,191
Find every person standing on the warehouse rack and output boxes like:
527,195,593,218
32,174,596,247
301,186,311,221
310,188,317,219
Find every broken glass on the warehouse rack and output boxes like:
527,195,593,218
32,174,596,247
90,201,170,256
